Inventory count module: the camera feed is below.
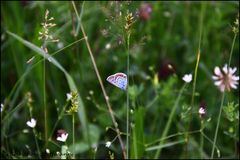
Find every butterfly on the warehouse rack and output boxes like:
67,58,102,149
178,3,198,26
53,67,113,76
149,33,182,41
106,73,128,90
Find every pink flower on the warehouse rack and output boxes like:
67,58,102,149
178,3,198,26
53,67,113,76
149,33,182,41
212,64,239,92
139,3,152,21
56,129,68,142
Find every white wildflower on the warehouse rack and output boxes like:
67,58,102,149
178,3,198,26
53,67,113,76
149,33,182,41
105,141,111,148
182,74,192,83
199,107,206,115
26,118,37,128
57,129,68,142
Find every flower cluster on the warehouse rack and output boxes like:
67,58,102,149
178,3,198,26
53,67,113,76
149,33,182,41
38,10,59,42
124,12,134,32
66,91,79,114
139,3,152,21
232,14,239,34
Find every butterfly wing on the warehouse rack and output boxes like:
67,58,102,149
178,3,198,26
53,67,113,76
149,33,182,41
107,73,127,90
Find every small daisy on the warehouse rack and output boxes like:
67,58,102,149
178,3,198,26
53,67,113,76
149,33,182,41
182,74,192,83
105,141,111,148
212,64,239,92
57,129,68,142
26,118,37,128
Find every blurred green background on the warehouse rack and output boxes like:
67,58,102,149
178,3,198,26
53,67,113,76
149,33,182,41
1,1,239,159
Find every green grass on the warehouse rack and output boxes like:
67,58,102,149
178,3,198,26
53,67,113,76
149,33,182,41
1,1,239,159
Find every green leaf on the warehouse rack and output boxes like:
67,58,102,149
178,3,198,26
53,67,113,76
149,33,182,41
131,107,145,159
6,31,89,142
68,124,100,154
88,124,101,145
61,145,68,159
69,142,89,154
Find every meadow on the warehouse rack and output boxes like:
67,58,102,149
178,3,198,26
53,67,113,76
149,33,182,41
1,1,239,159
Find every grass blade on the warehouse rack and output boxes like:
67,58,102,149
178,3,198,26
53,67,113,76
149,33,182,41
6,31,89,142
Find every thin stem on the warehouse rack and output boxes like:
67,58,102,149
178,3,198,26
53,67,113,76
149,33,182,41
41,42,48,145
185,2,205,156
201,132,220,157
72,114,75,159
228,34,237,67
211,92,225,158
126,33,130,159
44,52,47,144
154,83,187,158
33,129,41,159
71,1,126,158
27,99,41,158
45,103,68,149
146,130,200,147
200,120,204,158
81,24,126,158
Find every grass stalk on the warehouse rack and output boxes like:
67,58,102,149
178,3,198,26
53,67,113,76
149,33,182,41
33,129,41,159
43,49,47,144
126,31,130,159
210,92,225,158
154,83,187,158
71,1,126,158
228,34,237,67
200,120,204,158
72,113,75,159
185,2,206,156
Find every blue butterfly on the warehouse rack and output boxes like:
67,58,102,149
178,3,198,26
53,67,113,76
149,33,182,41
107,73,128,90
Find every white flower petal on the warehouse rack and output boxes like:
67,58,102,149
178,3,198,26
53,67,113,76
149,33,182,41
232,76,239,81
223,64,228,74
214,67,222,76
57,133,68,142
230,67,237,74
212,76,219,80
214,80,222,86
230,82,237,89
199,107,206,114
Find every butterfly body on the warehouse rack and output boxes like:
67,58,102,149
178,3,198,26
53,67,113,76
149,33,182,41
107,73,128,90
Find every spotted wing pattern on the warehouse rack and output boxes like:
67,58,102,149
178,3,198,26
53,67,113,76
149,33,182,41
106,73,127,90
